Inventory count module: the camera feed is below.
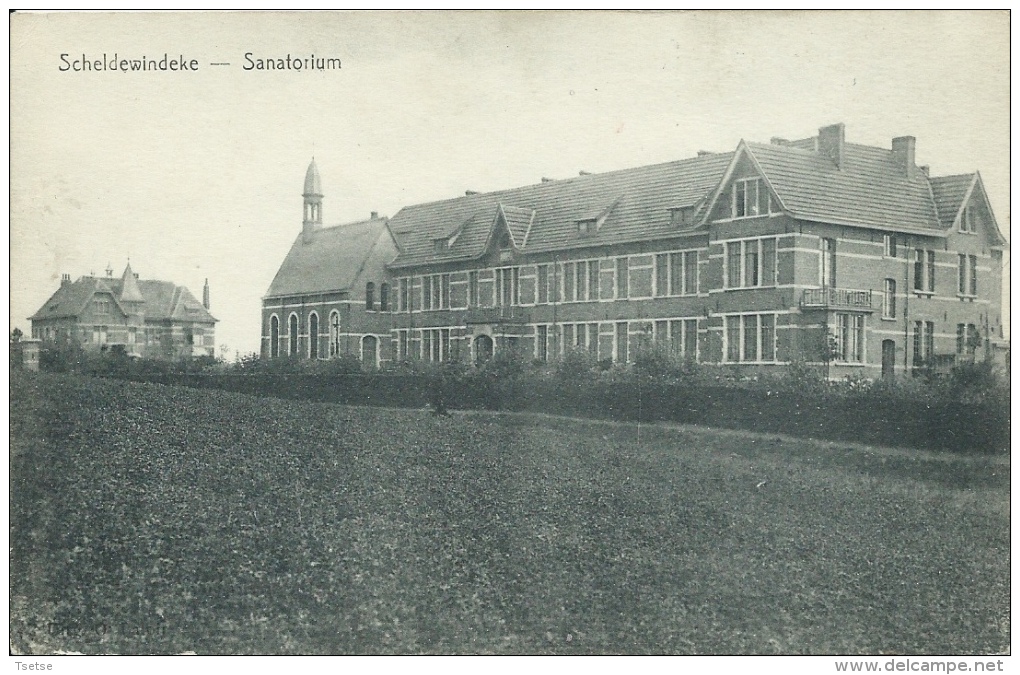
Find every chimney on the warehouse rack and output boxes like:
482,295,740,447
818,123,845,170
891,136,916,180
203,278,210,310
697,150,713,157
370,211,379,219
60,273,71,287
579,171,591,176
770,137,789,146
541,177,554,183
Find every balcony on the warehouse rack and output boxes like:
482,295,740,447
464,305,531,325
801,287,874,311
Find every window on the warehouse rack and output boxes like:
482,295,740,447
577,219,595,236
422,274,452,310
433,238,449,253
654,251,699,297
724,314,778,363
588,260,600,301
536,266,548,304
421,328,452,362
833,313,865,363
616,258,629,299
397,330,410,361
289,314,299,357
308,313,319,359
94,299,110,315
958,254,978,296
270,315,280,358
496,267,519,306
536,324,549,361
961,204,979,233
379,283,389,312
670,207,694,227
615,322,629,363
820,238,837,288
914,249,936,293
913,320,935,366
365,282,375,311
663,319,699,360
563,262,574,301
329,311,341,357
468,271,479,307
361,335,379,368
884,234,898,258
725,239,778,289
732,177,775,219
398,278,410,312
882,279,897,319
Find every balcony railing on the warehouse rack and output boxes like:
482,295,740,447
464,305,531,325
801,287,874,310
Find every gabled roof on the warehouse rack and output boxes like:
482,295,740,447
387,152,733,268
30,273,216,323
119,263,145,303
707,141,943,234
264,216,391,298
929,173,975,226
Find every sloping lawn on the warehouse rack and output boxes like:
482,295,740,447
10,373,1009,654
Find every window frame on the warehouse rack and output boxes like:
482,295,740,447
723,313,779,363
882,278,897,320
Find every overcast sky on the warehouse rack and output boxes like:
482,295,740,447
10,10,1010,357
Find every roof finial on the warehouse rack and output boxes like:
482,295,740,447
105,262,113,277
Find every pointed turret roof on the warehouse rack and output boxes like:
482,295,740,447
120,263,144,303
303,158,322,196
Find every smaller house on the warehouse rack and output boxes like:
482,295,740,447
29,264,217,360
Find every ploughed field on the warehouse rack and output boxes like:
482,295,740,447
10,373,1009,654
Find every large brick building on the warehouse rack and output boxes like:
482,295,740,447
30,263,217,360
262,124,1007,378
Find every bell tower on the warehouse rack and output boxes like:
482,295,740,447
303,158,323,243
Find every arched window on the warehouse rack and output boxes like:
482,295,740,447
270,315,280,358
379,283,390,312
361,335,378,368
365,282,375,311
308,312,319,359
289,313,299,357
329,310,341,357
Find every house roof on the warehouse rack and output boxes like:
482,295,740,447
30,270,216,323
303,158,322,196
737,141,943,234
387,152,733,267
264,216,390,298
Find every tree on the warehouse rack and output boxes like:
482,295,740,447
10,327,23,343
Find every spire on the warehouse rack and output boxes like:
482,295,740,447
302,157,324,242
120,263,144,303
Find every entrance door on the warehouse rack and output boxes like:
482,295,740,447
881,340,896,380
474,334,494,365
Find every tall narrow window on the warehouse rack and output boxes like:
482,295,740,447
742,315,758,362
616,258,629,299
379,283,390,312
588,260,599,301
655,254,669,297
615,322,628,363
969,255,978,296
956,324,966,354
270,315,280,358
537,266,548,304
820,238,836,288
725,316,741,362
365,282,375,311
958,254,968,294
914,249,925,292
399,278,409,312
684,251,699,294
726,242,742,288
537,324,548,361
925,321,935,361
744,240,760,287
422,277,433,310
468,271,479,307
760,314,775,362
308,313,319,359
289,314,299,357
761,239,776,287
883,279,897,319
575,262,587,302
913,321,924,366
329,311,341,357
563,263,575,302
926,252,935,293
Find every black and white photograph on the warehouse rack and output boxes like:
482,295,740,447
8,9,1011,669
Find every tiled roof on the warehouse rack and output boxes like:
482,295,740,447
30,274,216,323
264,217,390,298
744,142,942,233
387,152,733,267
929,173,975,226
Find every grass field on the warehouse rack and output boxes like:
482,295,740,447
9,373,1010,655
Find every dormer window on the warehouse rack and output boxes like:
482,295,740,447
497,231,512,249
732,177,777,219
433,238,450,253
577,218,596,236
669,207,695,227
961,203,979,233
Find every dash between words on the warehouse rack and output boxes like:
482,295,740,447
58,53,342,72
